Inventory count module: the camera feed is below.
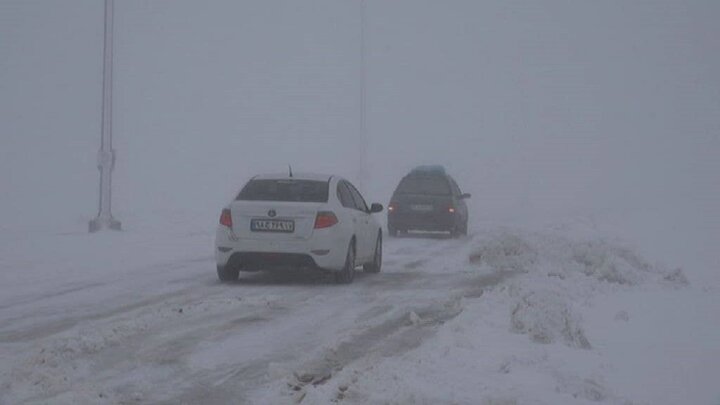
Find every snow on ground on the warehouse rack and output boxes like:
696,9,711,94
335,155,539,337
259,227,717,405
0,216,718,404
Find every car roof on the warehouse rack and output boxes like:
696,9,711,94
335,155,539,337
251,172,333,182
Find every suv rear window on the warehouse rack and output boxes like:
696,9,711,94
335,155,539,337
237,180,329,203
396,176,451,196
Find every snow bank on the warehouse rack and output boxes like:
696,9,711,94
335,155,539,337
469,232,538,273
510,290,591,349
263,227,701,405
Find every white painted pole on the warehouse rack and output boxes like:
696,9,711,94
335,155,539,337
90,0,121,232
357,0,368,191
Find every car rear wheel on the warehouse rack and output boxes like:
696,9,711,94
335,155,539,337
335,241,356,284
364,233,382,273
217,265,239,282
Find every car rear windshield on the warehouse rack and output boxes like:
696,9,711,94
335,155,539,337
237,179,329,203
396,176,451,196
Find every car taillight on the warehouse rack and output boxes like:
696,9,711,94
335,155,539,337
448,206,456,214
314,211,338,229
388,203,397,213
220,209,233,228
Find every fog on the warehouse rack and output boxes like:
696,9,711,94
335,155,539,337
2,3,720,402
2,0,719,236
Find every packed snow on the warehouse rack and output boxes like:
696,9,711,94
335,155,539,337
1,217,718,404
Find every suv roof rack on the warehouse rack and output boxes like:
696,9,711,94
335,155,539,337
410,165,446,175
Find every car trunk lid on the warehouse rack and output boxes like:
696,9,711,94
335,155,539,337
229,201,322,240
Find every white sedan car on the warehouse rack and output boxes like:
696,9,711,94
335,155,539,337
215,173,384,283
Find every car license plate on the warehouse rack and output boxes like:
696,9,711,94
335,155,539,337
410,204,433,212
251,219,295,233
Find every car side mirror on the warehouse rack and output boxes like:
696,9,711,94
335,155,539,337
369,203,384,213
460,193,471,200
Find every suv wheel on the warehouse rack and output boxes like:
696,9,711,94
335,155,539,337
388,226,398,237
451,225,463,239
217,265,239,282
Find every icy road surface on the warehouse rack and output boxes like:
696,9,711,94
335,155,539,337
0,233,507,403
0,227,718,404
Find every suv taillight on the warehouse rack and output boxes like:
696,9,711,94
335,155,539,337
314,211,338,229
220,208,233,228
388,203,397,213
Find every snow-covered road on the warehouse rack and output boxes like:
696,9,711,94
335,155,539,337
1,226,718,404
0,233,509,403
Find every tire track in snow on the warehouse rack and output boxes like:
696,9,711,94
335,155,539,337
0,281,108,312
0,286,201,343
3,236,483,404
283,269,520,398
0,256,215,340
132,237,480,403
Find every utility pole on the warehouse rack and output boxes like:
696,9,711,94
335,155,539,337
89,0,121,232
357,0,368,191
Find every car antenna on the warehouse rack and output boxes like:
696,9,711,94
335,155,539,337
288,165,293,178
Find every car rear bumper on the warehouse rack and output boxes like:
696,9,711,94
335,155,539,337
224,252,319,272
215,226,348,271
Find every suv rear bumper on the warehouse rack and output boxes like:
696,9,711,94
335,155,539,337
388,212,456,232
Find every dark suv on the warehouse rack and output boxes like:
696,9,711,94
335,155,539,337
387,166,471,237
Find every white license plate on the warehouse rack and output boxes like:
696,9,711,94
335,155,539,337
410,204,433,212
251,219,295,233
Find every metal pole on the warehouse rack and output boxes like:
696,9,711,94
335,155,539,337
357,0,368,190
90,0,121,232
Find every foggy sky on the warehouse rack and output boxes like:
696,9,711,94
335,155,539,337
1,0,719,233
